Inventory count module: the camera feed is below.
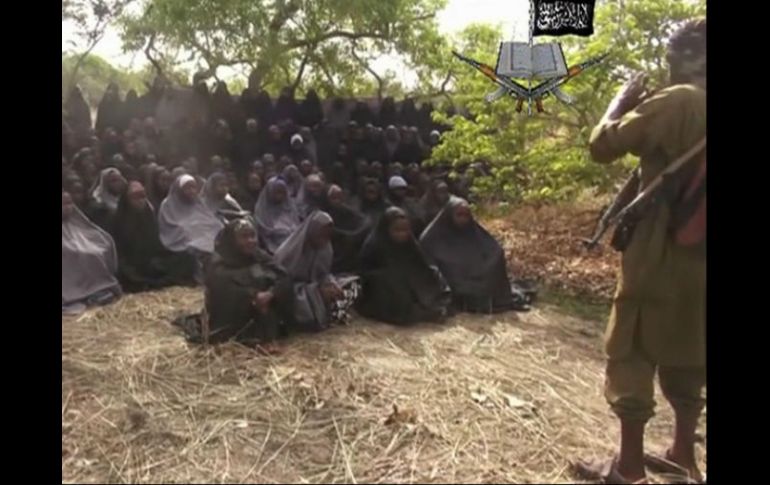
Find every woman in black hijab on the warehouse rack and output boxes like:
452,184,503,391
393,127,424,165
419,198,519,313
350,100,374,126
298,88,324,128
398,98,419,127
274,86,298,123
122,89,141,128
254,89,275,127
95,83,122,136
323,185,371,273
146,166,173,211
231,170,263,211
111,181,197,292
357,207,450,325
378,97,398,128
65,86,93,145
418,178,451,227
352,177,389,226
194,218,295,348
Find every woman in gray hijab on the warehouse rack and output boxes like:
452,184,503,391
253,177,302,253
158,174,225,256
62,190,122,315
295,173,326,219
273,211,360,330
200,172,244,216
91,167,127,212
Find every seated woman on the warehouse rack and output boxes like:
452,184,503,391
418,178,451,227
253,177,301,253
197,218,295,348
62,190,122,314
352,177,389,227
419,197,518,313
200,172,244,218
231,170,263,211
387,175,425,236
111,181,197,292
158,175,225,272
356,207,450,325
91,167,127,212
273,211,361,330
323,185,371,273
89,167,127,230
295,174,326,219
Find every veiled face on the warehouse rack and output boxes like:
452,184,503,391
62,192,75,220
106,171,127,195
234,225,258,256
306,178,325,198
180,180,199,202
451,204,472,228
127,182,148,210
327,187,344,208
364,184,380,202
269,183,288,204
299,160,314,176
388,216,411,244
247,172,263,192
156,170,172,194
212,178,229,199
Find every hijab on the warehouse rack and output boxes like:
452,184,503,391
91,167,126,211
201,172,243,214
62,204,120,306
273,211,334,284
253,177,302,253
158,174,224,253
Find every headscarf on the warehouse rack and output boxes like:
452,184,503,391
111,182,167,267
212,217,272,268
298,89,324,128
273,211,334,284
282,164,303,198
91,167,126,211
253,177,302,253
295,174,327,218
158,174,224,253
62,204,120,306
419,197,513,303
201,172,243,214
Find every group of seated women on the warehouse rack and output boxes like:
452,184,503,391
63,168,529,349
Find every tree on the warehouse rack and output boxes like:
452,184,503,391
428,0,706,203
62,0,135,95
118,0,446,96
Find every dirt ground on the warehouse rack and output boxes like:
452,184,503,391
62,286,706,483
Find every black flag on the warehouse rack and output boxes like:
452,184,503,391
532,0,596,37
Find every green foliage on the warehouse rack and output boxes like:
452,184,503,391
62,54,190,108
119,0,447,97
428,0,706,203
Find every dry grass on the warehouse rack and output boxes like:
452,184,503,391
62,287,706,484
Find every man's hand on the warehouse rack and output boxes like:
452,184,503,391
604,72,651,122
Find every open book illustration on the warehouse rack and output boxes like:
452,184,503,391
495,42,568,80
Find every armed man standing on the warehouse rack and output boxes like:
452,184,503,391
576,18,707,484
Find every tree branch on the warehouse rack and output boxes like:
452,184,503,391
289,30,390,50
291,47,313,91
350,43,384,100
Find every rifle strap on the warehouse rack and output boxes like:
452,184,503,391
611,136,706,225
